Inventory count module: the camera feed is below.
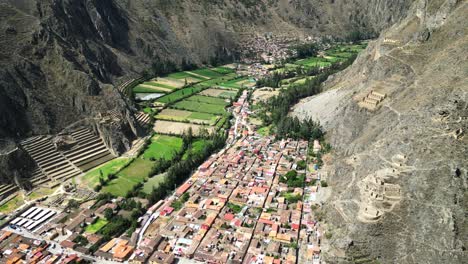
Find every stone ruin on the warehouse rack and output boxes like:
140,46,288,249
357,154,407,222
358,90,387,111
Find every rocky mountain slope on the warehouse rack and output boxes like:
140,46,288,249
0,0,413,139
293,0,467,263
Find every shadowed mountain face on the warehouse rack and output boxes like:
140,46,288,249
0,0,413,139
293,0,467,262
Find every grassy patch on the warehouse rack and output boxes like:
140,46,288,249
142,174,166,195
219,77,254,89
133,85,168,94
185,95,229,105
168,71,204,81
142,135,183,160
294,57,332,68
156,86,205,104
257,125,272,136
102,158,154,197
190,68,224,79
85,218,108,234
0,195,24,214
211,66,235,74
26,187,57,201
81,158,130,189
172,100,226,115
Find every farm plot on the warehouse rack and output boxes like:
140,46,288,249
81,158,130,189
156,86,205,104
219,77,256,89
200,88,237,99
153,120,215,135
168,71,206,83
152,77,185,89
102,158,154,197
172,100,226,115
211,66,236,74
252,89,280,105
133,84,171,93
156,109,218,125
185,95,229,105
294,57,332,68
142,135,183,161
189,68,224,79
142,173,166,195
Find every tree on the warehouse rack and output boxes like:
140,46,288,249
104,208,114,220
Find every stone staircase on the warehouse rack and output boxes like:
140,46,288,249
136,112,151,127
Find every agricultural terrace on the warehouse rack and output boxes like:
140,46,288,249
156,109,219,125
153,120,215,136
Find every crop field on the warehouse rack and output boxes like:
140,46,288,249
81,158,130,189
133,84,171,93
211,66,235,74
152,77,185,89
142,135,183,161
189,68,224,79
252,89,280,104
156,86,205,104
219,77,255,89
102,158,154,197
199,88,237,99
156,109,218,125
172,100,226,115
153,120,215,135
168,71,206,82
185,95,229,105
294,57,332,67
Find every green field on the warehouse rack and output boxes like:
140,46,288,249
81,158,130,189
142,135,183,160
85,218,108,234
211,66,235,74
156,110,219,124
102,158,154,197
168,71,205,81
182,139,211,160
185,95,229,105
190,68,224,79
156,86,205,104
173,100,226,115
133,85,168,93
142,174,166,194
219,77,255,89
218,90,237,98
294,57,332,67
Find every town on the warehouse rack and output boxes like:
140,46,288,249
0,89,327,264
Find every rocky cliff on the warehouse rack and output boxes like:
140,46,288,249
0,0,414,140
293,0,467,263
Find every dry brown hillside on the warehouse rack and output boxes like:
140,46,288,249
293,0,467,263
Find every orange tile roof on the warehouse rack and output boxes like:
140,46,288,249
100,238,117,252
